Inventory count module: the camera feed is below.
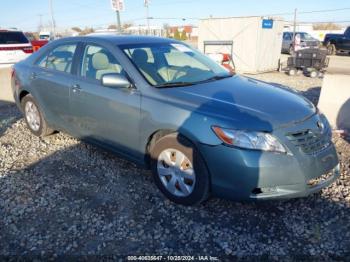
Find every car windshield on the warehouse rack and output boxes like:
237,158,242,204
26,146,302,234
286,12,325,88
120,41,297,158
0,31,29,44
298,33,314,40
119,42,233,87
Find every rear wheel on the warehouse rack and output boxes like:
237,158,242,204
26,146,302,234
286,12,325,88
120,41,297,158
21,94,53,137
150,133,210,205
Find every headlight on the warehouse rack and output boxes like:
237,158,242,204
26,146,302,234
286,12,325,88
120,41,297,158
212,126,287,154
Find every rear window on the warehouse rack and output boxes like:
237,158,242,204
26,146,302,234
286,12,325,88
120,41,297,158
0,31,29,44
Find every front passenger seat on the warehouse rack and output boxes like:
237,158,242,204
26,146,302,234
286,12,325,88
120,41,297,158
92,53,120,80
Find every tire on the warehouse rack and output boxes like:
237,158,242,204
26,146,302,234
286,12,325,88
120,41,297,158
289,45,294,55
310,71,318,78
288,69,296,76
150,133,210,205
21,94,54,137
327,43,336,55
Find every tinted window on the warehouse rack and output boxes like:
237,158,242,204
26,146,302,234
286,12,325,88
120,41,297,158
81,45,124,80
283,33,291,40
0,31,29,44
45,44,77,73
298,33,313,40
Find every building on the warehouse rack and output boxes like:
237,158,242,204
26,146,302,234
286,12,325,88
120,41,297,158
168,25,198,40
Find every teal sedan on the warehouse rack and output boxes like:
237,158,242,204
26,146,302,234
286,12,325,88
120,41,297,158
11,35,339,205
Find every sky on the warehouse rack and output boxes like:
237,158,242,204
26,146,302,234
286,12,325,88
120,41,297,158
1,0,350,32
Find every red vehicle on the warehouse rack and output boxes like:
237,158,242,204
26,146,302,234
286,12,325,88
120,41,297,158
30,39,48,52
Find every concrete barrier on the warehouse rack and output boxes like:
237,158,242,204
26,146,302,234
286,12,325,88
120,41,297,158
0,66,14,103
318,70,350,132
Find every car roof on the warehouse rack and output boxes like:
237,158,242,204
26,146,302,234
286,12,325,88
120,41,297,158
0,30,24,33
284,31,308,34
54,35,181,45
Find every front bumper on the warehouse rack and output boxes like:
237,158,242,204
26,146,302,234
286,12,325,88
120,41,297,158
199,112,340,201
249,164,339,200
199,140,339,201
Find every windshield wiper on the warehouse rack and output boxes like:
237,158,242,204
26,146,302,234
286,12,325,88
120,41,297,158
197,74,233,84
155,82,194,88
154,74,233,88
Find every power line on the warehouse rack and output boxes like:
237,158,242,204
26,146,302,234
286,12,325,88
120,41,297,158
299,7,350,14
296,20,350,24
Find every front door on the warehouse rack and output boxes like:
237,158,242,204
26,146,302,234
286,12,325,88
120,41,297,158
69,43,142,159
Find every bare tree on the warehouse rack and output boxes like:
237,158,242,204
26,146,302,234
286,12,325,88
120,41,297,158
79,27,94,35
108,24,117,30
71,27,82,33
313,23,342,30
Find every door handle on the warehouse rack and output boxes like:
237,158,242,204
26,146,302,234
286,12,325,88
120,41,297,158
30,72,37,80
71,84,81,93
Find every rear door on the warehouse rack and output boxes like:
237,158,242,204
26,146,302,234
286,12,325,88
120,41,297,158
69,43,142,158
30,42,79,131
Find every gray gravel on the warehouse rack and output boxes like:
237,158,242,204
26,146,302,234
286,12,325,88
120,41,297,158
0,73,349,259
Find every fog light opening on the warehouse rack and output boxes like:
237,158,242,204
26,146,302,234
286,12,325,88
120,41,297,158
252,188,263,195
252,187,277,195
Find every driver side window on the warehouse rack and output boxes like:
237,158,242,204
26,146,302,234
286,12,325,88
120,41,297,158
81,45,125,81
283,33,292,41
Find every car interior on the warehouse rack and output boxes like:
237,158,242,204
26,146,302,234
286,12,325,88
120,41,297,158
46,50,74,73
126,46,212,85
82,46,124,81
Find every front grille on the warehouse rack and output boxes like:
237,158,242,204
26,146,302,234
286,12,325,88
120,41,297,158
286,127,331,154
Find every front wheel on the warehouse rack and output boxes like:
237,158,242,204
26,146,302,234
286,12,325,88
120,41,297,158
21,94,54,137
150,133,210,205
327,43,336,55
289,45,294,55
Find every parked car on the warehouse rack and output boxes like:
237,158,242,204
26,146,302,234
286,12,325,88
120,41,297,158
282,32,320,54
0,29,33,66
12,36,339,205
25,32,49,52
324,27,350,55
30,40,49,52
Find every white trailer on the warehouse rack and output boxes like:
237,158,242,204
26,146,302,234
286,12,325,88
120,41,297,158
198,16,284,74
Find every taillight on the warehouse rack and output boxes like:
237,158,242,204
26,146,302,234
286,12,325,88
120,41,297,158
0,46,33,53
22,46,33,54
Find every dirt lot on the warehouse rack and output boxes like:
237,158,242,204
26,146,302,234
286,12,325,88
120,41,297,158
0,71,349,259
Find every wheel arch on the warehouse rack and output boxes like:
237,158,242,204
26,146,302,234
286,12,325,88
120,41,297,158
144,129,198,168
19,90,30,102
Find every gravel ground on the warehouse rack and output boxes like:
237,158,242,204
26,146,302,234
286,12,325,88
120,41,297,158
0,73,349,260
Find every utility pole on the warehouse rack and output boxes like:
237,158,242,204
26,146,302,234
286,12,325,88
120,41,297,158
145,0,150,35
38,14,43,31
116,10,122,33
49,0,56,39
292,8,297,52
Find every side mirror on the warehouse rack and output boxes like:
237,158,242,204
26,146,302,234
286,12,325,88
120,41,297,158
101,73,131,89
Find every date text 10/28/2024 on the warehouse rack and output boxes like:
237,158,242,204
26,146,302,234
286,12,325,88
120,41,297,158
127,255,219,261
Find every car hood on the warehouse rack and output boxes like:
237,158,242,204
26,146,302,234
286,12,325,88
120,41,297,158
162,75,316,131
